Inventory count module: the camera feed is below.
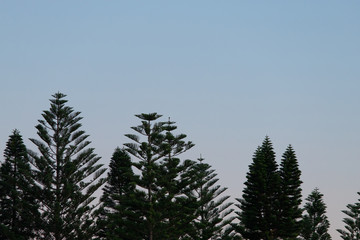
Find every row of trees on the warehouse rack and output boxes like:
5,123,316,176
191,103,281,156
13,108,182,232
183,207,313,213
0,92,358,239
230,136,332,240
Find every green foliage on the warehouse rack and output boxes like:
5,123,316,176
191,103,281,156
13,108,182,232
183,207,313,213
187,156,236,240
300,188,331,240
337,192,360,240
278,145,303,239
0,93,323,239
235,137,304,240
155,158,198,239
0,130,40,240
124,114,195,240
236,136,280,239
28,92,106,239
96,147,144,240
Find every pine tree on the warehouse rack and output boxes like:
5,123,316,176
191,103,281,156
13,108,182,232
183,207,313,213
187,156,235,240
235,136,280,240
155,118,198,239
96,147,144,240
124,113,195,240
300,188,331,240
0,130,40,240
155,157,198,239
124,113,167,240
337,192,360,240
28,92,106,240
278,145,303,239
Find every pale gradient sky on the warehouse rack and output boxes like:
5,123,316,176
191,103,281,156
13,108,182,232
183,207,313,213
1,1,360,238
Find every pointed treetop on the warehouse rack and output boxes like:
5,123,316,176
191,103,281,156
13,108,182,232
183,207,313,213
286,144,294,151
4,129,27,159
262,135,273,146
261,136,276,152
256,136,276,162
50,92,68,105
198,154,204,163
282,145,297,157
12,129,21,135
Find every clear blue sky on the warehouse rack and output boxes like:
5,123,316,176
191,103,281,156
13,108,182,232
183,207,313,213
1,1,360,238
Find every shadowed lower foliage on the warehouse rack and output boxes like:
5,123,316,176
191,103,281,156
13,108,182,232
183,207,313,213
235,137,280,239
0,130,40,240
96,147,144,240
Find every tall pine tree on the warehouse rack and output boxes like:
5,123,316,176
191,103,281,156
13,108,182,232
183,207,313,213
96,147,144,240
300,188,331,240
155,118,198,239
278,145,303,239
0,130,40,240
337,192,360,240
235,136,280,240
187,156,235,240
124,113,195,240
28,92,106,240
124,113,167,240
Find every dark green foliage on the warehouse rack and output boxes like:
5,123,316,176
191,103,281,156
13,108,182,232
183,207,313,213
124,114,195,240
0,95,314,239
187,156,235,240
155,119,198,239
96,147,144,240
0,130,40,240
278,145,303,239
300,188,331,240
124,113,167,240
154,158,198,239
337,192,360,240
28,92,106,240
236,136,280,239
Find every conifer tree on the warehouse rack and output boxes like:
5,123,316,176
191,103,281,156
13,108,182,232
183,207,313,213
235,136,280,239
28,92,106,240
0,130,40,240
124,113,194,240
96,147,144,240
300,188,331,240
155,118,198,239
278,145,303,239
337,192,360,240
187,156,235,240
155,157,198,239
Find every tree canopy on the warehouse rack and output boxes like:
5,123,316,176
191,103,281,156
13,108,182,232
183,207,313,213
0,92,345,240
28,92,106,239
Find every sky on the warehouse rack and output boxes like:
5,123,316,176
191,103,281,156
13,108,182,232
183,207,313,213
1,1,360,238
